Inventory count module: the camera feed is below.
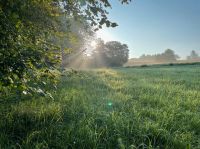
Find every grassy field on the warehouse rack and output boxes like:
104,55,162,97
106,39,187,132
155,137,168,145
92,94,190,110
0,65,200,148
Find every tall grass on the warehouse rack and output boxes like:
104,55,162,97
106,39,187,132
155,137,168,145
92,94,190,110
0,65,200,148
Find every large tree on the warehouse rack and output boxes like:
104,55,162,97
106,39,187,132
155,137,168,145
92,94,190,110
91,40,129,67
105,41,129,66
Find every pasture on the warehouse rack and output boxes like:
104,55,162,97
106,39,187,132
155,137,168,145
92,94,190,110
0,65,200,148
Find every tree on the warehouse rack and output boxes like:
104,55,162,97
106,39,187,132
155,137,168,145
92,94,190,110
61,0,131,31
0,0,60,94
161,49,179,62
154,49,179,62
187,50,199,61
91,40,129,67
105,41,129,66
90,38,108,67
139,54,156,62
50,15,94,70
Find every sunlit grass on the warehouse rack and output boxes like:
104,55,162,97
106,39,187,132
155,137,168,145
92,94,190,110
0,65,200,148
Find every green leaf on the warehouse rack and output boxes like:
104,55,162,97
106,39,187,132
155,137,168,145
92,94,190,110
111,23,118,27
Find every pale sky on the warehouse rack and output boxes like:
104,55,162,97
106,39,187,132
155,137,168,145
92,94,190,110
96,0,200,59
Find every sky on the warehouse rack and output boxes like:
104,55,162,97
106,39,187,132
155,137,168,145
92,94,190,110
96,0,200,59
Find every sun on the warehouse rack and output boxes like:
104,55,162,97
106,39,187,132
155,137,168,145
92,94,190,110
90,41,97,48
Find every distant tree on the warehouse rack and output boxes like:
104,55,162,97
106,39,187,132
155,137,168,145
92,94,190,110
91,40,129,67
187,50,199,61
139,49,179,63
140,54,146,59
161,49,179,62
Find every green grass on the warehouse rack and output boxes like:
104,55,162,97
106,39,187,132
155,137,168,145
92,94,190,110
1,65,200,148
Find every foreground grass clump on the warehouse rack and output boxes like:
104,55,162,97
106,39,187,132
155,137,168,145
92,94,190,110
0,65,200,148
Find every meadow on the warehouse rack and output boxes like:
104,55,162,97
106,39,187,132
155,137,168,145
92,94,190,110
0,65,200,149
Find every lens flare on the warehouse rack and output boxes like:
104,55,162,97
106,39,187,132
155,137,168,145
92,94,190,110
108,102,113,106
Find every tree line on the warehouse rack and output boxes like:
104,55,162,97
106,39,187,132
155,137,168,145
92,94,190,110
138,49,200,63
91,39,129,67
139,49,179,63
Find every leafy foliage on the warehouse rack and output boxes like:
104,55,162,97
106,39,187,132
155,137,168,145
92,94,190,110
0,0,131,95
0,0,62,95
61,0,131,31
91,39,129,67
